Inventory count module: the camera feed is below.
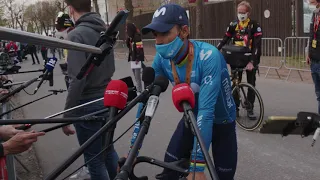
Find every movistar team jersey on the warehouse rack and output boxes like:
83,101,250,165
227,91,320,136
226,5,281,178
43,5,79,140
154,40,236,172
129,40,236,172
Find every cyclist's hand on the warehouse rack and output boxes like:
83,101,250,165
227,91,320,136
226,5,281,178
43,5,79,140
246,62,254,71
187,172,207,180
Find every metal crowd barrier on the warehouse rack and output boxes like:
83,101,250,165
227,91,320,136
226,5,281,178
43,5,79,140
115,37,312,81
283,37,310,81
1,101,17,180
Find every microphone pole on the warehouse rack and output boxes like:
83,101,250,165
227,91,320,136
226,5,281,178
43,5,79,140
0,76,39,103
182,103,219,180
45,85,152,180
115,77,168,180
0,90,66,118
102,107,118,160
0,116,106,125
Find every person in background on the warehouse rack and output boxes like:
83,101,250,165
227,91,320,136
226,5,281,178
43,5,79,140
16,41,22,62
61,0,118,180
307,0,320,113
55,12,75,89
217,0,262,120
28,44,40,65
40,45,48,64
125,22,146,93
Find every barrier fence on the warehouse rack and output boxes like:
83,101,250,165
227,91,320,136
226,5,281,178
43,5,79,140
115,36,311,81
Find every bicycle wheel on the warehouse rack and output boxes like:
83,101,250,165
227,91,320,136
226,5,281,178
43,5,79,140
232,82,264,131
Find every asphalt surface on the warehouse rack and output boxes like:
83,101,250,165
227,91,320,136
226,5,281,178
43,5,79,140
10,57,320,180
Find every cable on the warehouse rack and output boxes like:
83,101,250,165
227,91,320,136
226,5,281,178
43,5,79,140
22,80,48,96
23,88,35,95
61,119,139,180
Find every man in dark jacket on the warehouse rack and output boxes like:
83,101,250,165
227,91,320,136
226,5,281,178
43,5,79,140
217,0,262,120
307,0,320,114
61,0,118,180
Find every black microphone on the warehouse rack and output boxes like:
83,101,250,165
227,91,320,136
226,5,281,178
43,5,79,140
106,10,129,36
34,57,57,94
142,67,156,88
76,10,129,80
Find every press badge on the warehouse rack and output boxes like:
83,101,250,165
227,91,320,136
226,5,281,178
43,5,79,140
312,39,317,48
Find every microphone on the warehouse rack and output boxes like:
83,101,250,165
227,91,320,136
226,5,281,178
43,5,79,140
103,80,128,158
34,57,57,94
116,76,169,180
142,67,155,88
106,10,129,36
104,80,128,110
171,83,219,180
145,76,169,118
76,10,129,80
172,83,196,113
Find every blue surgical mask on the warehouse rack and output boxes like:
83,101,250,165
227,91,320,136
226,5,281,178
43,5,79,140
155,36,184,59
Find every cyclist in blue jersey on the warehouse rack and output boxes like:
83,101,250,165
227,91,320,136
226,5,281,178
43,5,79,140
128,4,238,180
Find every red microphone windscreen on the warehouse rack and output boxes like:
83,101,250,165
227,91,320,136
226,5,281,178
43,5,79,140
104,80,128,110
172,83,195,112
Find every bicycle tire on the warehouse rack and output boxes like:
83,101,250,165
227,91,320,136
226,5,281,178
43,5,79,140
232,82,264,131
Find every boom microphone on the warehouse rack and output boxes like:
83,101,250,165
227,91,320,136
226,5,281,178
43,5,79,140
171,83,219,180
116,76,169,180
76,10,129,80
142,67,155,88
106,10,129,36
34,57,57,94
103,80,128,159
172,83,195,112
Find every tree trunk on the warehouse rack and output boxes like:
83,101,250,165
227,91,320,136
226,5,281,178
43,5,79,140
124,0,134,23
195,0,204,39
92,0,100,16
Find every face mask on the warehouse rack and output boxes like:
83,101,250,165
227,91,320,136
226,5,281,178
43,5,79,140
155,36,184,59
55,28,69,40
237,13,248,22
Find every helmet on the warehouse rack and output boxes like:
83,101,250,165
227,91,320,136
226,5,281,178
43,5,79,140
55,12,74,31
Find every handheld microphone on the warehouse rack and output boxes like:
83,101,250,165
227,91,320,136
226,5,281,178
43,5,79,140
172,83,196,113
171,83,219,180
34,57,57,94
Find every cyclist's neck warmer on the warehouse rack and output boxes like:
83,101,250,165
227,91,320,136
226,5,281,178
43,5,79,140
174,40,189,65
238,18,250,29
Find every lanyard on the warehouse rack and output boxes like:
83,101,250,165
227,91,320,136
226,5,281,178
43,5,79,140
171,41,194,85
314,14,320,39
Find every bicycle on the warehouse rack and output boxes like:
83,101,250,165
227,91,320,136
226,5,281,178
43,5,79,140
230,67,264,131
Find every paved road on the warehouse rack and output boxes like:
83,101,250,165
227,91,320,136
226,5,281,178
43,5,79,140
11,58,320,180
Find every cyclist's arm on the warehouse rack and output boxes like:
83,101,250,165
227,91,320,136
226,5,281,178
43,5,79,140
190,48,222,172
217,22,235,50
128,54,165,155
251,22,262,65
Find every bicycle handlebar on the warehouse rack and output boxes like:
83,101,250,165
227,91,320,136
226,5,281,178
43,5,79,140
118,156,189,180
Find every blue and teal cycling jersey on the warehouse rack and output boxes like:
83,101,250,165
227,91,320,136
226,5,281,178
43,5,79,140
130,40,236,172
